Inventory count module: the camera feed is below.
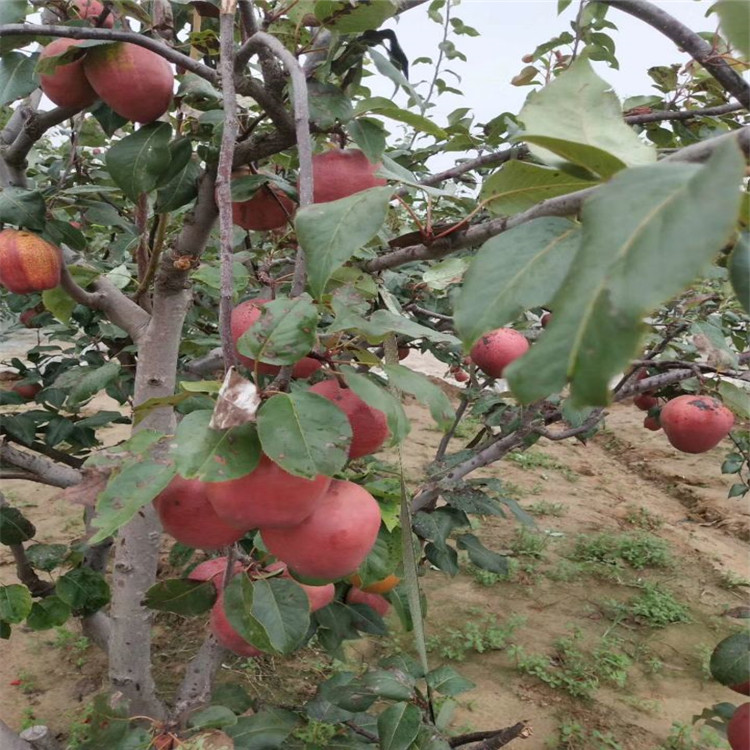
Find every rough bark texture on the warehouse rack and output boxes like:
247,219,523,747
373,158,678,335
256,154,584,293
107,286,192,718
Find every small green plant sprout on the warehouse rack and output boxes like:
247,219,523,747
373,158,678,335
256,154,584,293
605,583,691,628
569,532,672,570
623,505,663,531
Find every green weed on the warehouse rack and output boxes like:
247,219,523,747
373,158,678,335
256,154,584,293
468,558,520,586
426,612,524,662
527,500,567,517
549,719,624,749
569,532,672,570
507,449,578,482
510,527,549,558
605,583,691,628
293,719,339,745
510,629,632,700
657,721,726,749
623,505,663,531
717,570,750,590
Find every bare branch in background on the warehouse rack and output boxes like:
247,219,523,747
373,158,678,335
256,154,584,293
625,102,746,124
0,441,82,487
368,125,750,273
594,0,750,108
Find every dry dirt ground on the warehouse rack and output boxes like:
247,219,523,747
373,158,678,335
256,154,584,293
1,343,748,749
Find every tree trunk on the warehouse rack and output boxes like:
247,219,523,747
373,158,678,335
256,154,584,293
107,285,192,718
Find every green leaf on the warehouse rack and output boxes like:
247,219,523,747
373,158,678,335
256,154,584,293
423,258,469,291
0,584,32,623
25,543,67,571
144,579,216,615
454,218,580,347
0,0,27,25
442,487,504,516
719,381,750,420
362,669,414,701
359,98,446,139
0,621,9,639
728,232,750,314
56,567,110,615
211,683,253,715
26,596,71,630
0,51,38,105
0,187,46,230
89,460,175,544
257,392,352,479
54,361,121,409
297,186,392,298
456,534,509,574
341,370,410,443
173,409,261,482
426,665,476,696
383,364,454,430
155,158,200,213
227,708,299,750
711,0,750,57
518,58,655,177
481,161,598,216
188,704,237,730
377,702,421,750
237,294,318,366
224,576,310,655
2,414,37,445
0,506,35,545
507,141,745,406
315,0,397,32
356,526,403,588
346,118,387,163
106,122,173,201
42,265,99,323
308,81,354,128
329,304,459,346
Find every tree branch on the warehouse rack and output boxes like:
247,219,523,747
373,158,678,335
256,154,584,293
0,441,82,487
0,720,32,750
0,24,217,84
60,266,151,344
217,3,240,373
594,0,750,108
624,102,745,124
172,635,226,725
450,721,530,748
367,125,750,273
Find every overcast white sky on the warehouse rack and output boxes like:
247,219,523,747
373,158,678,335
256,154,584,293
374,1,726,134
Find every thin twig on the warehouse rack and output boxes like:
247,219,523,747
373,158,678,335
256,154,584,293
625,102,745,124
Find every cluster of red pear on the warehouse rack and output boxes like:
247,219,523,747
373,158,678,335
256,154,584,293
155,467,385,654
231,148,386,231
38,1,172,123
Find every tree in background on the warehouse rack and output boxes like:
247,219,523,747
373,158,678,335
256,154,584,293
0,0,748,748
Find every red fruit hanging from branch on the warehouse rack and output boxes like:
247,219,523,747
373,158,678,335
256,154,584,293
205,454,332,530
659,395,734,453
73,0,115,27
260,480,381,582
231,173,296,231
153,476,246,550
38,38,99,109
0,229,62,294
309,379,389,459
470,328,529,378
309,149,386,204
83,42,173,123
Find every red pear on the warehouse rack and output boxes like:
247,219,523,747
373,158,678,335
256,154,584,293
469,328,529,378
309,379,388,459
210,592,263,658
154,476,245,550
345,587,390,617
260,480,381,582
660,395,734,454
0,229,62,294
39,38,99,109
205,454,331,530
309,149,386,204
83,42,173,123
